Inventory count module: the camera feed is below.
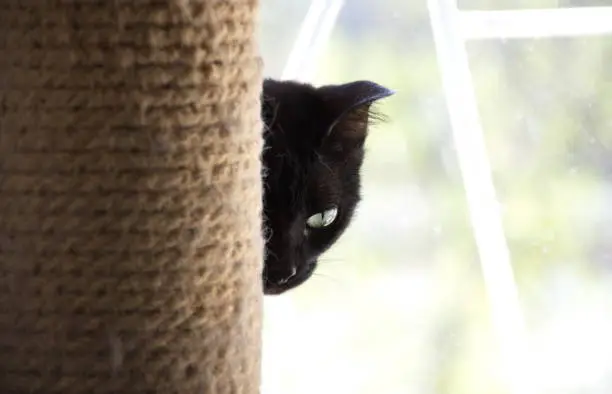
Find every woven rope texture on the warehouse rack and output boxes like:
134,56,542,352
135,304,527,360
0,1,264,393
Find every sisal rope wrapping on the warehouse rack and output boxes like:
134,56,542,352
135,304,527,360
0,1,264,393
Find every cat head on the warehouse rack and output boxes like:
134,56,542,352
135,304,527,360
261,78,394,295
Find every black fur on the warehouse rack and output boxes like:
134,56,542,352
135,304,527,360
261,78,393,295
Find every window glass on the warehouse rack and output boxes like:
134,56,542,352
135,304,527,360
260,1,612,393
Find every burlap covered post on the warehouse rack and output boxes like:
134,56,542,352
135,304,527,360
0,1,263,393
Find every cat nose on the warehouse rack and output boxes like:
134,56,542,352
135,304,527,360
276,265,297,285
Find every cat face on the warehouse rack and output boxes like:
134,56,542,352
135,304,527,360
261,79,393,295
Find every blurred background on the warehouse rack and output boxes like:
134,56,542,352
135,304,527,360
258,1,612,393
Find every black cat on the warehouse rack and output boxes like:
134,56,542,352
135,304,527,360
261,78,393,295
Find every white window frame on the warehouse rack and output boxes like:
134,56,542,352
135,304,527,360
428,2,612,393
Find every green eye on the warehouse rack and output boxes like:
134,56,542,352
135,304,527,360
306,207,338,229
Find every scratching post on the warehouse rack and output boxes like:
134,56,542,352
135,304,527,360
0,1,264,393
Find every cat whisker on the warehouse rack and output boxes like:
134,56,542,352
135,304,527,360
317,258,346,265
315,151,333,174
311,271,338,281
262,226,273,243
310,272,350,291
264,248,279,263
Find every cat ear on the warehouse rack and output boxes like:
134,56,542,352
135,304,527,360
317,80,394,142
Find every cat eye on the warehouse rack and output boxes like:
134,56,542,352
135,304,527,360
306,207,338,229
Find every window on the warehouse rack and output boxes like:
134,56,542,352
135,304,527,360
260,1,612,393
